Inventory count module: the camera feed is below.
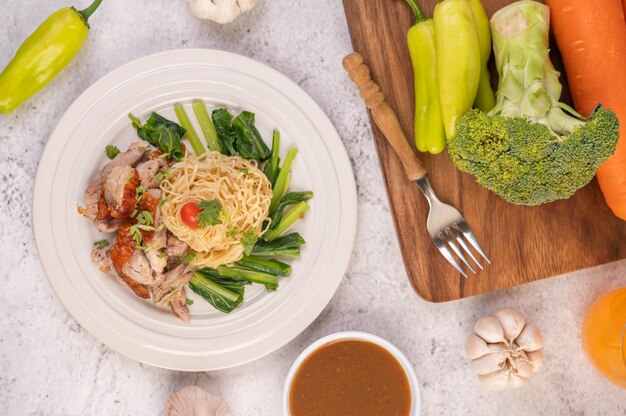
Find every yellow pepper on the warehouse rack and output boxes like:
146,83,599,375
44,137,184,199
434,0,481,139
0,0,102,114
405,0,446,154
468,0,496,112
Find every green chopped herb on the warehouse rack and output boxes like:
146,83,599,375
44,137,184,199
157,251,167,259
183,251,196,265
136,210,153,226
226,227,240,238
131,209,138,218
196,199,223,228
129,225,142,246
156,169,173,184
93,239,109,249
105,145,120,159
240,167,249,175
186,299,194,306
240,228,259,256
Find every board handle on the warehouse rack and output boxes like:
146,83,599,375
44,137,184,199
342,52,427,181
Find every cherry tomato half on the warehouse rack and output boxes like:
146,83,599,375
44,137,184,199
180,202,201,228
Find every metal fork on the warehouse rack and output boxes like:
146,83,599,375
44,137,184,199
343,52,490,277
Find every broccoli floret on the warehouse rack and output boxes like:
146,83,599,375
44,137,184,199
448,1,619,205
450,107,619,205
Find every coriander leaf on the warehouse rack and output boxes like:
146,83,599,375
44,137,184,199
196,199,223,228
93,239,109,249
105,145,120,159
129,112,185,161
240,228,258,256
226,227,240,238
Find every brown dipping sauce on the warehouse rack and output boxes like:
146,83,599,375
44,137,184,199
289,339,412,416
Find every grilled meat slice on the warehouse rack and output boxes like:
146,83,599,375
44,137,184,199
122,250,154,285
145,229,167,274
80,141,149,220
169,290,190,324
136,159,167,189
110,222,150,299
91,247,114,274
104,166,140,219
151,264,193,305
166,234,188,258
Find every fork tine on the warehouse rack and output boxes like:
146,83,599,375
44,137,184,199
442,230,476,274
449,227,483,270
433,235,468,278
456,221,491,264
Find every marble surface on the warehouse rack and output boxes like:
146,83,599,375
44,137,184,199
1,0,625,414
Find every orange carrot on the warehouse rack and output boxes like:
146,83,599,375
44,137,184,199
546,0,626,220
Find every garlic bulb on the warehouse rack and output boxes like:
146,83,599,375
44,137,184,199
187,0,257,24
166,386,231,416
465,308,544,391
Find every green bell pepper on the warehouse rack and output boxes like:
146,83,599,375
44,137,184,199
405,0,446,154
0,0,102,114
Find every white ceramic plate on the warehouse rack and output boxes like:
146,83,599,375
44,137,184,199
33,49,357,371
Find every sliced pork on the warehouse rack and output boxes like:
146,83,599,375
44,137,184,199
169,290,190,324
136,159,167,189
122,250,154,285
104,166,140,219
166,234,188,258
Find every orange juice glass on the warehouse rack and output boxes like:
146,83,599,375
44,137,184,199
582,287,626,389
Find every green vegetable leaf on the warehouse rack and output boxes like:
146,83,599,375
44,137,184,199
231,111,271,161
105,145,120,159
211,108,271,161
186,299,194,305
211,109,238,156
189,269,247,313
240,228,259,256
268,192,314,231
196,199,223,228
236,256,291,276
251,233,305,258
93,239,109,249
129,112,185,161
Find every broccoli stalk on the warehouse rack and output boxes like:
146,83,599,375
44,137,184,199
448,1,619,205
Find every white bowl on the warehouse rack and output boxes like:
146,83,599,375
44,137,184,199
282,331,421,416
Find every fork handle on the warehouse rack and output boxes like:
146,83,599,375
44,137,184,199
342,52,427,181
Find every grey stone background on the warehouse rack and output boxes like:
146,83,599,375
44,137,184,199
1,0,625,414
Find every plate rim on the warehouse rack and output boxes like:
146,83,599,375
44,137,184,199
32,48,357,371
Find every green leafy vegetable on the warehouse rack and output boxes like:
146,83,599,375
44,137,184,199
174,103,205,156
268,192,313,231
105,145,120,159
236,256,291,276
269,147,298,212
217,265,279,291
211,108,271,161
263,201,310,242
196,199,223,228
263,130,281,185
189,270,246,313
192,100,221,152
240,228,258,256
211,108,238,155
129,112,185,161
231,111,271,161
93,239,109,249
251,233,305,258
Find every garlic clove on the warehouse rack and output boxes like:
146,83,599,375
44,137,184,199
478,368,510,391
513,357,534,379
509,373,527,389
516,323,544,352
237,0,257,12
166,386,231,416
465,334,491,359
527,349,544,372
494,308,526,342
474,316,506,344
471,351,507,375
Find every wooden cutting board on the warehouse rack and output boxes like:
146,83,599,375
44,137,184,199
342,0,626,302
